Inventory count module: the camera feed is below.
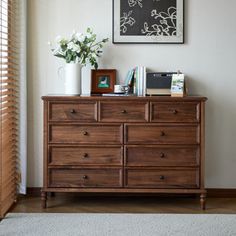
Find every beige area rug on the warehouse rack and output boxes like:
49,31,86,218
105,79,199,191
1,213,236,236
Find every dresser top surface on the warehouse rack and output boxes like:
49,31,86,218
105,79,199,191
42,95,207,102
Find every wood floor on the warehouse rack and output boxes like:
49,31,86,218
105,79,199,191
11,194,236,214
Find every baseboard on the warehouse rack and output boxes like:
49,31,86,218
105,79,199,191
24,188,236,198
25,187,41,197
207,188,236,198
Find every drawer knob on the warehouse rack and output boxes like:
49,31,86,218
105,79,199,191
83,153,88,158
159,175,165,180
83,131,88,136
121,110,127,114
160,131,165,136
172,109,178,114
70,109,76,114
160,152,165,158
82,175,88,180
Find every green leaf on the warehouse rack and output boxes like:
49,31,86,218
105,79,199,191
51,29,108,65
87,27,91,33
102,38,109,43
54,54,65,59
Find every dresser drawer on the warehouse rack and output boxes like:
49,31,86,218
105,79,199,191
99,101,148,122
49,124,123,144
125,146,199,167
49,146,123,166
125,169,199,188
49,168,123,188
49,101,97,122
150,102,200,123
125,124,199,144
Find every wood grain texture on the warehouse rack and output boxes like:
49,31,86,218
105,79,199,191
49,168,123,188
99,101,149,122
200,101,206,209
44,101,49,189
49,146,123,166
49,101,97,122
27,187,236,198
49,124,123,144
11,194,236,214
42,96,207,102
150,102,200,123
125,124,200,144
42,188,206,194
125,169,199,188
42,95,207,209
125,145,199,167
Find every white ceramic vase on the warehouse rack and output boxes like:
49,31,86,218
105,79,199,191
63,63,83,95
81,65,92,96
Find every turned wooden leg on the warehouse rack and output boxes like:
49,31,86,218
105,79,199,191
41,190,47,209
200,193,206,210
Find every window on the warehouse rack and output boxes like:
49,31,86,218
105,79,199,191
0,0,19,218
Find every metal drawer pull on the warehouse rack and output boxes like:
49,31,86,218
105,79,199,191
159,175,165,180
172,109,178,114
82,175,88,179
83,153,88,158
121,110,127,114
160,131,165,136
160,152,165,158
70,109,76,113
83,131,88,136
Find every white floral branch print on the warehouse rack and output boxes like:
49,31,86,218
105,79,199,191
151,7,176,29
141,7,177,36
128,0,143,8
120,11,136,33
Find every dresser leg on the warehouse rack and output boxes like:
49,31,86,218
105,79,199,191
200,193,206,210
41,190,47,209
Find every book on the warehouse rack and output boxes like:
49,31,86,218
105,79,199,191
125,69,135,87
136,66,146,96
134,67,138,95
143,67,147,96
125,66,147,96
128,68,135,93
137,66,142,96
140,66,146,96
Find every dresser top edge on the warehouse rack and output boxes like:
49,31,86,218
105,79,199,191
41,95,207,102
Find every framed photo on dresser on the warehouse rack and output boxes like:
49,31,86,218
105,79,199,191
91,69,116,94
113,0,184,44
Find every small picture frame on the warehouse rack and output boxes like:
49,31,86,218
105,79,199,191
91,69,116,94
171,73,185,97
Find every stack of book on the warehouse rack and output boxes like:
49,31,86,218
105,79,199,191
125,66,147,96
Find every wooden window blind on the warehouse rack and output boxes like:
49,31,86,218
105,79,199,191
0,0,19,219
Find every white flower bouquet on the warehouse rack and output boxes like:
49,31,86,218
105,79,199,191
50,28,108,69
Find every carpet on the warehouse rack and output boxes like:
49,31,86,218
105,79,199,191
1,213,236,236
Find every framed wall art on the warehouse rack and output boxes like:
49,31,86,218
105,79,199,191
91,69,116,94
113,0,184,44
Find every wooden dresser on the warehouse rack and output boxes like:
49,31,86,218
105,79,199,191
41,95,207,209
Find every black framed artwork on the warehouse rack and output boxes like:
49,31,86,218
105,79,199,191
113,0,184,44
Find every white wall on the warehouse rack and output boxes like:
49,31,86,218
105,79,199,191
27,0,236,188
